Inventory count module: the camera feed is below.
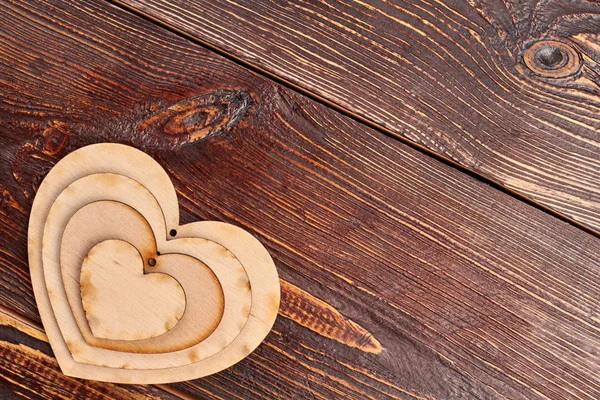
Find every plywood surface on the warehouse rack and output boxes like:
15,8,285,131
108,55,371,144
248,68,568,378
0,0,599,398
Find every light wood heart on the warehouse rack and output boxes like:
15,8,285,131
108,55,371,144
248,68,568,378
80,239,187,341
28,143,280,383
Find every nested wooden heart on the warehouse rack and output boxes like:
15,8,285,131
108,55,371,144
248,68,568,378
28,143,280,383
80,239,188,341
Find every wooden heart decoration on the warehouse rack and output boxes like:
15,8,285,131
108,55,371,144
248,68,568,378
80,239,187,341
28,143,280,383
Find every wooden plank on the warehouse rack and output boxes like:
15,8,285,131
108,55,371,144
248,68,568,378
0,0,599,398
0,308,179,400
116,0,600,233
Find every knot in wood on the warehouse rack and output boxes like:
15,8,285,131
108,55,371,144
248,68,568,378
523,40,581,79
136,90,252,147
42,122,69,156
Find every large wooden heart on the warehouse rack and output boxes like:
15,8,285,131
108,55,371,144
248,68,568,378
28,143,280,383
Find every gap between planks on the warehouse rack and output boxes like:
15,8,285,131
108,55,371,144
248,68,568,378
104,0,600,240
0,304,190,399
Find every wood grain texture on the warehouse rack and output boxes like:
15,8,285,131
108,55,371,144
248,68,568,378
0,308,178,400
279,279,382,354
0,0,599,398
117,0,600,233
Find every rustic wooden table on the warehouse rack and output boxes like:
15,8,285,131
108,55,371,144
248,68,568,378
1,0,599,399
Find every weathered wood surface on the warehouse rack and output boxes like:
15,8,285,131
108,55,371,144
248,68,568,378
0,308,178,400
117,0,600,233
0,0,599,398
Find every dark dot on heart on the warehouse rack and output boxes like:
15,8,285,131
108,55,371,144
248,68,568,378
170,229,177,237
148,258,157,267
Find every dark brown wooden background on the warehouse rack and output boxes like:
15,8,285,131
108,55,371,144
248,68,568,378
0,0,599,399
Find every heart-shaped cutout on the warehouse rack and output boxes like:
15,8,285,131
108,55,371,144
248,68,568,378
28,143,280,383
59,197,231,356
81,239,186,341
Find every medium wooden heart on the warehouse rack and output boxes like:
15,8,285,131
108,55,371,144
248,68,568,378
28,143,280,383
53,191,242,358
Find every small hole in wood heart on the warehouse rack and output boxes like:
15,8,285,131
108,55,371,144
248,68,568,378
170,229,177,237
148,258,157,267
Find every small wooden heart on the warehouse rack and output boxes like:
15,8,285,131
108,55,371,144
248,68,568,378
28,143,280,383
80,239,186,341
